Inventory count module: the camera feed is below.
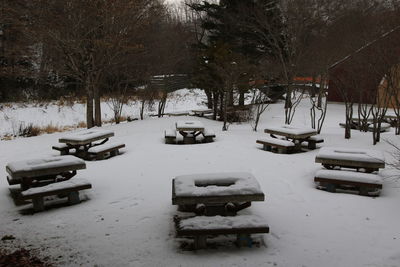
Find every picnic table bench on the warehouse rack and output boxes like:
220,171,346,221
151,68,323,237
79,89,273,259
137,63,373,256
6,155,86,190
314,169,382,196
165,121,215,144
20,178,92,212
87,142,125,160
55,129,125,160
339,119,391,132
315,147,385,172
192,109,214,117
256,137,295,154
262,125,319,153
172,172,268,249
175,215,269,249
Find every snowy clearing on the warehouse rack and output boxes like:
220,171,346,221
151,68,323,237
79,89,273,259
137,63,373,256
1,91,400,267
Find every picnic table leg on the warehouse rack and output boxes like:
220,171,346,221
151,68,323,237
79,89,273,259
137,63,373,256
194,236,207,249
236,234,252,248
68,191,80,205
32,197,45,212
263,144,272,151
326,183,337,193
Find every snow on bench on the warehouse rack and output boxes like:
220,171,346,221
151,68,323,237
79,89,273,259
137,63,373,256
202,129,215,142
176,215,269,249
304,135,324,149
314,169,383,196
256,137,294,154
315,147,385,171
368,122,391,132
164,129,177,144
6,155,86,181
52,143,72,155
87,142,125,160
20,178,92,212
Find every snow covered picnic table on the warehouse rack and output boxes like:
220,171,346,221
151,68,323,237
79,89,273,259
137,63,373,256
56,128,123,160
172,172,265,216
263,125,318,152
175,120,205,132
167,120,215,144
6,155,86,190
59,128,114,146
315,147,385,172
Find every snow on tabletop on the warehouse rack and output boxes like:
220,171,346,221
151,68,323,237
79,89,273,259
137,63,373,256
179,215,268,230
316,169,383,185
87,142,125,153
21,178,91,196
59,128,114,142
257,137,294,147
6,155,86,174
175,120,204,129
174,172,263,197
265,125,317,135
316,147,384,163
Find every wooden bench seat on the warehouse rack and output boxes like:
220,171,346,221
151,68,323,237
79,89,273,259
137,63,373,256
52,143,72,155
202,129,216,143
175,215,269,249
315,147,385,172
165,129,177,144
305,135,324,149
20,178,92,212
256,137,294,154
87,142,125,160
314,169,382,196
367,122,391,132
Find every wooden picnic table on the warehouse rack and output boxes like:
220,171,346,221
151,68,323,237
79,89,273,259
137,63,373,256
172,172,265,216
175,121,205,144
264,125,317,151
58,129,114,159
6,155,86,190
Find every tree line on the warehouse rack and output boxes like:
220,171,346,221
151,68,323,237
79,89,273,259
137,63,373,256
1,0,400,138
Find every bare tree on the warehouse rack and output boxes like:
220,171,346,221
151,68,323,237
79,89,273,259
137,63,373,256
28,0,158,128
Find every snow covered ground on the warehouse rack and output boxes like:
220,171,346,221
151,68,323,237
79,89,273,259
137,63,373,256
0,89,207,137
0,90,400,267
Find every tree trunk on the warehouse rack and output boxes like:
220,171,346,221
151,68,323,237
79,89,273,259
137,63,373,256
212,92,219,120
219,92,224,120
239,90,245,106
94,86,102,127
344,103,353,139
229,90,234,107
140,100,145,120
222,90,229,131
205,90,213,109
284,84,293,124
86,88,94,129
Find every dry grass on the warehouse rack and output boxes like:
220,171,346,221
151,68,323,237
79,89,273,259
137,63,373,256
41,124,63,134
103,115,128,124
77,121,87,128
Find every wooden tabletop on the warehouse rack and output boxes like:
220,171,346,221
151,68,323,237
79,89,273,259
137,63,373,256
176,121,205,132
172,172,265,205
264,125,317,139
6,155,86,179
59,129,114,145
